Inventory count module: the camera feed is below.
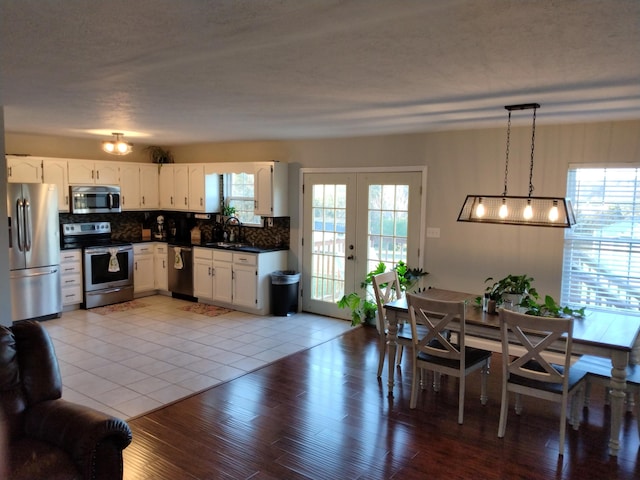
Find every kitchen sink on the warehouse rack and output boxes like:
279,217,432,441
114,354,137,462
207,242,248,249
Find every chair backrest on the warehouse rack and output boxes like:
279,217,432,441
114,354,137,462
499,309,574,386
407,293,466,361
372,270,403,334
0,320,62,440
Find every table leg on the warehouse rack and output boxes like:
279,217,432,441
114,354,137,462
608,350,628,457
387,311,399,397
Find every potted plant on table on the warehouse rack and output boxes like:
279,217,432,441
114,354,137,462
481,274,538,314
337,261,428,326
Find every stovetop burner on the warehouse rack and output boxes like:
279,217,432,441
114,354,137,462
61,221,131,250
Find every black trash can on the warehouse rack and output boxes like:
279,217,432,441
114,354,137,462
271,270,300,316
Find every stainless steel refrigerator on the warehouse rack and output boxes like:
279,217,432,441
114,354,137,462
8,183,62,321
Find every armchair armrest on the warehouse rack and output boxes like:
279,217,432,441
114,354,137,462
23,399,132,479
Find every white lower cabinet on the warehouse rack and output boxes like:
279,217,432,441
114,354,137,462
232,253,257,309
194,248,233,303
133,243,155,294
60,249,83,307
193,247,286,315
154,243,168,291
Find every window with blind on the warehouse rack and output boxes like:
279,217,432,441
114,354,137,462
561,165,640,315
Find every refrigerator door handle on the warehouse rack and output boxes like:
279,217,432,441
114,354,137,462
16,198,25,251
12,267,59,279
23,199,32,251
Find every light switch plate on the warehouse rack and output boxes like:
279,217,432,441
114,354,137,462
426,227,441,238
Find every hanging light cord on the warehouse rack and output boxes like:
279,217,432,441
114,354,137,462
502,110,511,197
528,106,537,197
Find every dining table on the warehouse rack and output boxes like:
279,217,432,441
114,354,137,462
384,288,640,457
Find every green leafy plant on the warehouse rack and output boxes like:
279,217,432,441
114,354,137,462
144,145,174,164
480,274,538,305
520,295,585,318
337,261,428,326
222,204,236,216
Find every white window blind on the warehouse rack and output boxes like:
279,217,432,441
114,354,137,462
561,166,640,315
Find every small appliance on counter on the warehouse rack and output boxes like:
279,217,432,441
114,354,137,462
153,215,166,240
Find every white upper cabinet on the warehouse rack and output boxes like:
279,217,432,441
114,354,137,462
42,159,70,212
68,159,120,185
254,161,288,216
120,163,160,210
189,164,220,212
159,164,189,211
119,163,142,210
159,164,220,212
6,156,42,183
159,164,175,209
140,164,160,210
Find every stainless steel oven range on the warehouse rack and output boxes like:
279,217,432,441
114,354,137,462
61,222,133,309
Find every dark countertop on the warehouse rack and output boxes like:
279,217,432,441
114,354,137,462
125,238,288,254
61,237,288,254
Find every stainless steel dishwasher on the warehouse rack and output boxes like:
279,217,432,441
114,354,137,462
168,245,194,298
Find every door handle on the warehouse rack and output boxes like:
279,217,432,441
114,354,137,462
347,255,354,260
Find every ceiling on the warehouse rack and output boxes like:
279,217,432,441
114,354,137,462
1,0,639,145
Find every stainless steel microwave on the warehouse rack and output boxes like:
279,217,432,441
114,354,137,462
70,185,121,214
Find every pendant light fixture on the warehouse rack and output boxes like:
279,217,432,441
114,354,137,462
102,132,133,155
457,103,575,228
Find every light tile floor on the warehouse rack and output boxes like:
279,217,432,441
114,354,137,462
42,295,353,420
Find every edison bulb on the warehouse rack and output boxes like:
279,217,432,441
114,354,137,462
499,200,508,219
475,200,485,218
548,204,559,222
523,201,533,220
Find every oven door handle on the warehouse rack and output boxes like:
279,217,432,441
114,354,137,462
86,287,125,295
85,246,133,255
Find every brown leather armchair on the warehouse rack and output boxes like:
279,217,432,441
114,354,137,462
0,320,132,480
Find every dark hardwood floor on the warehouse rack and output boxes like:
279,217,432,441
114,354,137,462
123,325,640,480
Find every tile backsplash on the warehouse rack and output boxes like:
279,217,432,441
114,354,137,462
59,211,290,249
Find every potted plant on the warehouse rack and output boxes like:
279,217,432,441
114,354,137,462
480,274,539,313
337,261,428,326
145,145,174,164
222,204,236,217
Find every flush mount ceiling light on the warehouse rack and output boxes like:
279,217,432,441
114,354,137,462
457,103,576,228
102,132,132,155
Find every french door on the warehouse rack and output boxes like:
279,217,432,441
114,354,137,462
301,171,423,319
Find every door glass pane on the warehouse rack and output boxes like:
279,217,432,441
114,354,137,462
367,184,409,271
310,184,346,303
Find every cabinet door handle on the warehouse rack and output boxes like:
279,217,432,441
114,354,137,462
142,196,145,205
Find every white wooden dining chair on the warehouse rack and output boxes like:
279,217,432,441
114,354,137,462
372,271,412,377
407,294,491,424
497,309,588,456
